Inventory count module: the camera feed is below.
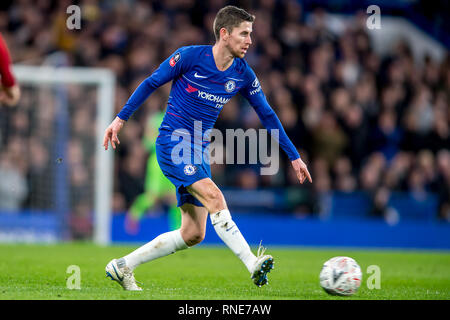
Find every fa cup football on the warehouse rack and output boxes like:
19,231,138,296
319,256,362,296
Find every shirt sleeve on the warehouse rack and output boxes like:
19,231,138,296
240,67,300,161
0,34,16,88
117,46,193,121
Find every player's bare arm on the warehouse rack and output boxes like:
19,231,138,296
291,158,312,184
103,116,125,150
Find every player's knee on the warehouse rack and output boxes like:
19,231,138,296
203,187,222,202
203,188,226,212
181,228,205,246
185,230,205,246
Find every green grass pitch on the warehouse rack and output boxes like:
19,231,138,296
0,243,449,300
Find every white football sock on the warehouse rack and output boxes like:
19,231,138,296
210,209,257,273
122,229,188,271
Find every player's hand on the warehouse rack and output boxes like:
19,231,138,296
291,158,312,184
0,84,20,106
124,213,140,235
103,116,125,150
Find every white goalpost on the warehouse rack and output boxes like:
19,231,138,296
12,64,116,245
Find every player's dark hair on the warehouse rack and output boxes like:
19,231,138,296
213,6,255,41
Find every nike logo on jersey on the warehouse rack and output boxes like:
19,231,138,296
194,72,207,79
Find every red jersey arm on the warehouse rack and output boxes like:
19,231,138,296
0,34,16,88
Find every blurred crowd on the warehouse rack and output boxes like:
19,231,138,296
0,0,449,230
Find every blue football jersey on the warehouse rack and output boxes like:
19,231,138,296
117,45,300,161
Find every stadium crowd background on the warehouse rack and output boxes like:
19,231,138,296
0,0,448,239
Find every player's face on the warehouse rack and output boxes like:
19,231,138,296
226,21,253,58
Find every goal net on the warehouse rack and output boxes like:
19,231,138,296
0,65,115,245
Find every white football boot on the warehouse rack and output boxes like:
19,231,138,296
105,259,142,291
250,242,274,287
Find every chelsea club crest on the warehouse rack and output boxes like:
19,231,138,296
224,80,236,93
184,164,197,176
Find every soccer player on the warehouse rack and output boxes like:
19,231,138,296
0,34,20,106
104,6,312,291
124,109,181,235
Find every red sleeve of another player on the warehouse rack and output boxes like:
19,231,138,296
0,34,16,87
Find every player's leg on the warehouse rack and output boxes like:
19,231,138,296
186,178,274,287
120,203,206,268
186,177,255,270
178,203,208,246
106,221,189,291
106,203,207,290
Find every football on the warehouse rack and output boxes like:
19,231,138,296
319,256,362,296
